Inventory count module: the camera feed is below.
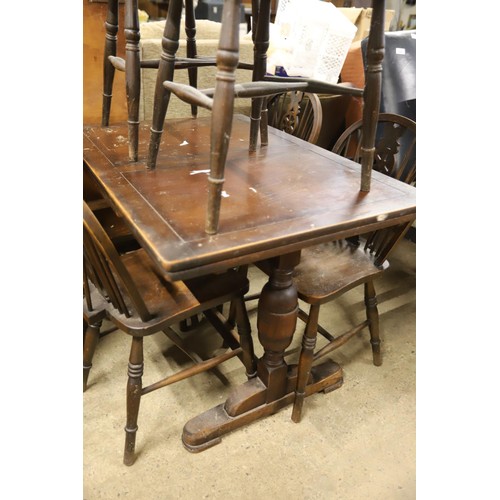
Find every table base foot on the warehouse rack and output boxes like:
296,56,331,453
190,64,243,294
182,359,343,452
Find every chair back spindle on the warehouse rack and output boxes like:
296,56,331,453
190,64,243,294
334,112,416,266
83,202,153,322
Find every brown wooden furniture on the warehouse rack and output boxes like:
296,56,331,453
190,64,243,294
84,0,127,124
102,0,227,161
83,110,415,452
83,0,414,456
290,112,416,422
155,0,365,234
146,0,257,172
83,200,257,465
267,91,323,144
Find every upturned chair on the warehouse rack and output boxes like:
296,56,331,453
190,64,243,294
290,112,416,422
83,201,256,465
153,0,366,234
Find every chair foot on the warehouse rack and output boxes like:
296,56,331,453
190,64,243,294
370,339,382,366
291,392,305,423
123,425,138,466
365,280,382,366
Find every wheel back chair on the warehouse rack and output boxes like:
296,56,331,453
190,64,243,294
289,112,416,421
165,0,412,422
83,201,257,465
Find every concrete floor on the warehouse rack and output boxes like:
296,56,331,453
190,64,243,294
83,238,416,499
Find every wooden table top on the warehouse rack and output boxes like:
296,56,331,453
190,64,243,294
83,115,416,280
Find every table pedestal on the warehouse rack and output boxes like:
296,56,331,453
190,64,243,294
182,359,343,452
182,252,343,452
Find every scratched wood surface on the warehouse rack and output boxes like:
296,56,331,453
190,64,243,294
83,115,416,279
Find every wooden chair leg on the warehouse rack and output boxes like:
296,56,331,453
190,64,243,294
233,296,257,379
123,336,144,466
125,0,141,161
184,0,198,118
365,280,382,366
291,303,320,423
83,321,102,392
102,0,119,127
147,0,183,169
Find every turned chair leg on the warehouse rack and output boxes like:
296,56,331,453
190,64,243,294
102,0,119,127
83,321,102,392
233,296,257,379
125,0,141,162
291,303,320,423
123,336,144,466
365,280,382,366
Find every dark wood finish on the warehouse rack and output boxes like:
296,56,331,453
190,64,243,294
84,0,127,124
184,0,198,117
290,112,416,422
144,0,381,234
124,0,141,161
102,0,227,162
83,200,257,465
147,0,184,169
205,0,242,234
83,114,415,449
360,0,386,191
102,0,120,127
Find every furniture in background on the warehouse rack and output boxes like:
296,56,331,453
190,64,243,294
266,91,323,144
83,201,257,465
290,112,416,421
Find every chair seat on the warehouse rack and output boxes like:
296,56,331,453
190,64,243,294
293,241,389,305
85,247,249,335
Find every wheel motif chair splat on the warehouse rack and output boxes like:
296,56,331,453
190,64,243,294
267,90,323,144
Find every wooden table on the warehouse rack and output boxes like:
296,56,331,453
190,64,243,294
83,114,416,451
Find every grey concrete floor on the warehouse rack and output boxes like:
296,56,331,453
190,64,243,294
83,239,416,499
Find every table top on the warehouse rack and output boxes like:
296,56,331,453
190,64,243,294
83,115,416,280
